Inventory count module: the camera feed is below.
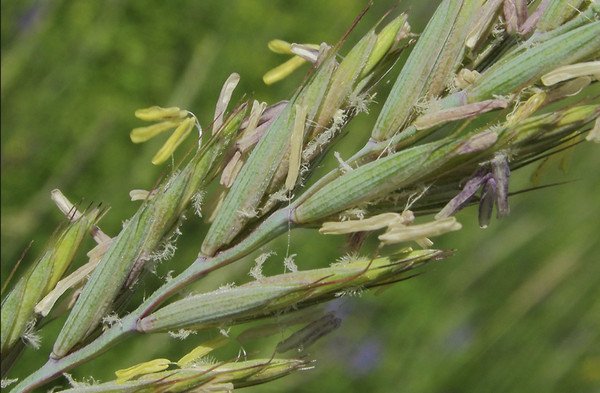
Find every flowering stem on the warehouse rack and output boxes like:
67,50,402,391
12,209,291,393
12,317,137,393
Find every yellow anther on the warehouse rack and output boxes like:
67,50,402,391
115,358,171,382
264,38,321,85
177,336,229,367
263,56,307,85
134,106,187,122
507,92,547,126
130,120,181,144
268,39,293,55
151,117,196,165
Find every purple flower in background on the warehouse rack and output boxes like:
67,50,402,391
349,338,383,376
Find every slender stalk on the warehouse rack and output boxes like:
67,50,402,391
12,317,137,393
11,209,290,392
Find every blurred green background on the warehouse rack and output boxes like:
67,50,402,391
1,1,599,392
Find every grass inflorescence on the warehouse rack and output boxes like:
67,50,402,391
2,1,599,392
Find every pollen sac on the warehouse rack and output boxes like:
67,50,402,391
268,39,293,54
130,121,181,144
263,39,321,85
152,117,196,165
491,153,510,217
263,55,307,85
176,336,228,366
436,170,492,220
131,104,199,165
115,358,171,382
478,177,497,229
135,106,187,122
